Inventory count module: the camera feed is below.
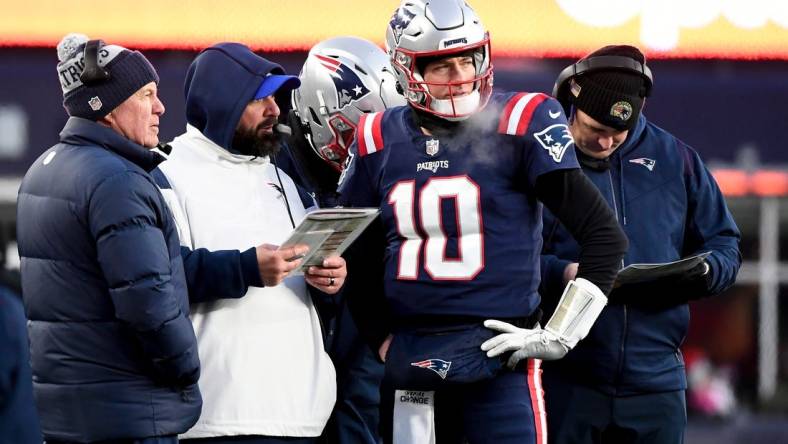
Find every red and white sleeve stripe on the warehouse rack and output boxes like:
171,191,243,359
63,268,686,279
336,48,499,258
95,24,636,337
497,93,549,136
357,112,385,156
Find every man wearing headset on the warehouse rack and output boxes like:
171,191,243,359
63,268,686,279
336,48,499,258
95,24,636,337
540,45,741,444
17,34,201,443
157,43,346,443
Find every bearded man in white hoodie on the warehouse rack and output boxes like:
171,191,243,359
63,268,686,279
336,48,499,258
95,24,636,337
156,42,346,444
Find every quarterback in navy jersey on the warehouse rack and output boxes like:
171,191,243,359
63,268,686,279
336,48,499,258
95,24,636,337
339,1,627,443
343,91,581,321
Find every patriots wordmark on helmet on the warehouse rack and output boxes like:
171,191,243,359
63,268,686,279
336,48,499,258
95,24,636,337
443,37,468,47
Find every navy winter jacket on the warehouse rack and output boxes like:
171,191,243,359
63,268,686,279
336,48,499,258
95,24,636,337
540,114,741,396
0,288,41,443
16,117,201,441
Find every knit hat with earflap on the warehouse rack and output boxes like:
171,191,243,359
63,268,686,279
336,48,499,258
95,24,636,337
56,33,159,120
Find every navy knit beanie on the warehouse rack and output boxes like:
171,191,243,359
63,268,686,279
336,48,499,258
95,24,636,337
56,33,159,120
571,45,648,131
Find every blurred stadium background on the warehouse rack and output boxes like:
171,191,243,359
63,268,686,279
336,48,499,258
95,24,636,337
1,1,787,441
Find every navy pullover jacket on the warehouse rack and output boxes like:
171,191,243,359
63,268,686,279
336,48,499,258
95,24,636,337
540,114,741,396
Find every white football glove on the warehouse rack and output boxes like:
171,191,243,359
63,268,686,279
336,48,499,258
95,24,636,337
481,277,608,369
481,321,568,368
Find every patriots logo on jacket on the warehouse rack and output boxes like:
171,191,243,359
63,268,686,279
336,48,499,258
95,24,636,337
534,123,574,163
629,157,656,171
314,54,371,109
390,7,416,44
411,359,452,379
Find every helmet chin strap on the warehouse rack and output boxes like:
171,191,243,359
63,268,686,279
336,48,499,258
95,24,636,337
428,90,481,121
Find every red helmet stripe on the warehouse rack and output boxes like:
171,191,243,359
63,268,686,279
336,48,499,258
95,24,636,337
314,54,340,66
314,54,341,72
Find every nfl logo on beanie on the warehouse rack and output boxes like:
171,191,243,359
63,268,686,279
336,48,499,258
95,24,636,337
56,33,159,120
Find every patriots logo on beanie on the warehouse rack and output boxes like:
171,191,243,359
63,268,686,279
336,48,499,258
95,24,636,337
56,33,159,120
610,101,633,121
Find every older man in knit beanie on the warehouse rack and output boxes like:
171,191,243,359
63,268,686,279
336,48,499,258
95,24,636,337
16,34,202,443
55,33,164,146
539,45,741,444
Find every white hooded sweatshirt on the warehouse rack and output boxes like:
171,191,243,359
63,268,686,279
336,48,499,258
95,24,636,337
159,125,336,438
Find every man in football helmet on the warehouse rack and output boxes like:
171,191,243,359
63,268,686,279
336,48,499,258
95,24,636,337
281,36,406,444
338,1,628,443
286,36,406,205
385,0,492,121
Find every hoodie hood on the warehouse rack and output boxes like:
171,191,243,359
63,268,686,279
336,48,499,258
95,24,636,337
184,42,297,152
612,113,647,159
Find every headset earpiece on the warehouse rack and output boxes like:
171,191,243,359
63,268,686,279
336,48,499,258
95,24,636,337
552,55,653,115
80,39,111,86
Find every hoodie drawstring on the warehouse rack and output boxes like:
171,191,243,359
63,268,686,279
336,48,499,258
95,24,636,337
271,155,296,228
619,155,627,226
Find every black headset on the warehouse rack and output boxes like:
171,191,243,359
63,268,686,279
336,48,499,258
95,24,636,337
552,55,654,116
80,39,111,85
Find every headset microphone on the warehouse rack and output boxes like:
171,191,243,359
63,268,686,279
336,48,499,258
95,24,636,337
274,124,292,136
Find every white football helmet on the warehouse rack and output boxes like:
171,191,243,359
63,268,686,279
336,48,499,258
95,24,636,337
292,36,405,171
385,0,493,121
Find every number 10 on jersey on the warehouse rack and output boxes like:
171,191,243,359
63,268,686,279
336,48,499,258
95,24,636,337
388,175,485,280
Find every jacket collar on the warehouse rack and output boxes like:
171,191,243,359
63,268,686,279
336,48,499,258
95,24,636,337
59,117,165,172
610,113,647,160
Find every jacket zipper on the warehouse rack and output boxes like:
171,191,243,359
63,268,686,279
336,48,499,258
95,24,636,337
608,169,628,393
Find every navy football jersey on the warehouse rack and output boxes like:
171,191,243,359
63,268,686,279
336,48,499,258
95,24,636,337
339,92,579,324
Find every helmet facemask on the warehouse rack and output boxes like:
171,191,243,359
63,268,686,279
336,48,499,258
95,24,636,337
321,113,356,172
393,40,493,121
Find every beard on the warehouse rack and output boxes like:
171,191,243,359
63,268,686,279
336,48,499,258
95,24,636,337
231,120,281,158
